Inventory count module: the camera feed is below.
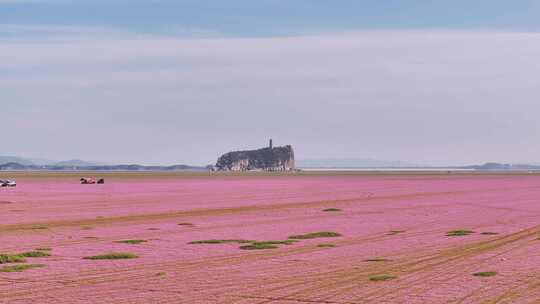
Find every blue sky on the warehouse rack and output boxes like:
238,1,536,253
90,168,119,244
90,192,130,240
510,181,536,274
2,2,540,165
2,0,540,36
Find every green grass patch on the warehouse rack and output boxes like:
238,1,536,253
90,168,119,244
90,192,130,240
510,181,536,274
189,239,253,244
317,244,336,248
116,240,148,245
189,238,300,250
446,230,474,237
0,254,26,264
481,232,499,235
387,230,405,235
239,243,279,250
83,252,138,260
238,240,298,250
322,208,342,212
369,275,397,282
364,258,391,262
254,240,297,245
19,251,51,258
25,226,48,230
473,271,498,277
0,264,45,273
289,232,342,239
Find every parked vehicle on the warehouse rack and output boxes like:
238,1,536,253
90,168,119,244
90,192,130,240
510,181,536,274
80,178,105,184
0,180,16,187
80,178,95,184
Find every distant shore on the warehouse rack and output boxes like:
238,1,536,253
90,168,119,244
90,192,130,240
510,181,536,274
299,167,475,172
3,169,540,180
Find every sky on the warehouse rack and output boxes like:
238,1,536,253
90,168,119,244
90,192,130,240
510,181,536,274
2,1,540,166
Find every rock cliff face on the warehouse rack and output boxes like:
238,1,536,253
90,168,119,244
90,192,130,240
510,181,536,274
216,145,295,171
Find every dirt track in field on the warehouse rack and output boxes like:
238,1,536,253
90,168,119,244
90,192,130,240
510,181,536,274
2,173,540,303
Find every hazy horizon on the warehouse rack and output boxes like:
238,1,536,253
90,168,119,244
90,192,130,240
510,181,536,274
3,1,540,166
3,153,540,169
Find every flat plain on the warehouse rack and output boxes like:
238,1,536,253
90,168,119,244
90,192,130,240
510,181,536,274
1,172,540,303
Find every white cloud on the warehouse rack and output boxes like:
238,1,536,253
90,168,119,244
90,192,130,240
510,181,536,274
1,27,540,165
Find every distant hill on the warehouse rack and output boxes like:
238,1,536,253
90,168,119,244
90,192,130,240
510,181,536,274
0,156,208,171
215,145,295,171
0,156,36,166
0,162,29,170
0,156,108,167
53,159,105,167
0,162,209,171
298,159,540,171
459,162,540,170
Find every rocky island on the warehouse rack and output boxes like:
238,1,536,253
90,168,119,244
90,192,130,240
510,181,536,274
215,140,295,171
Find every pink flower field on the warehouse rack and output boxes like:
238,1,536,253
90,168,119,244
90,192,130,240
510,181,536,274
2,172,540,303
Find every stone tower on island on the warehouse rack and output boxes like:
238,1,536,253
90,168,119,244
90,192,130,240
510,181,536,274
215,140,295,171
